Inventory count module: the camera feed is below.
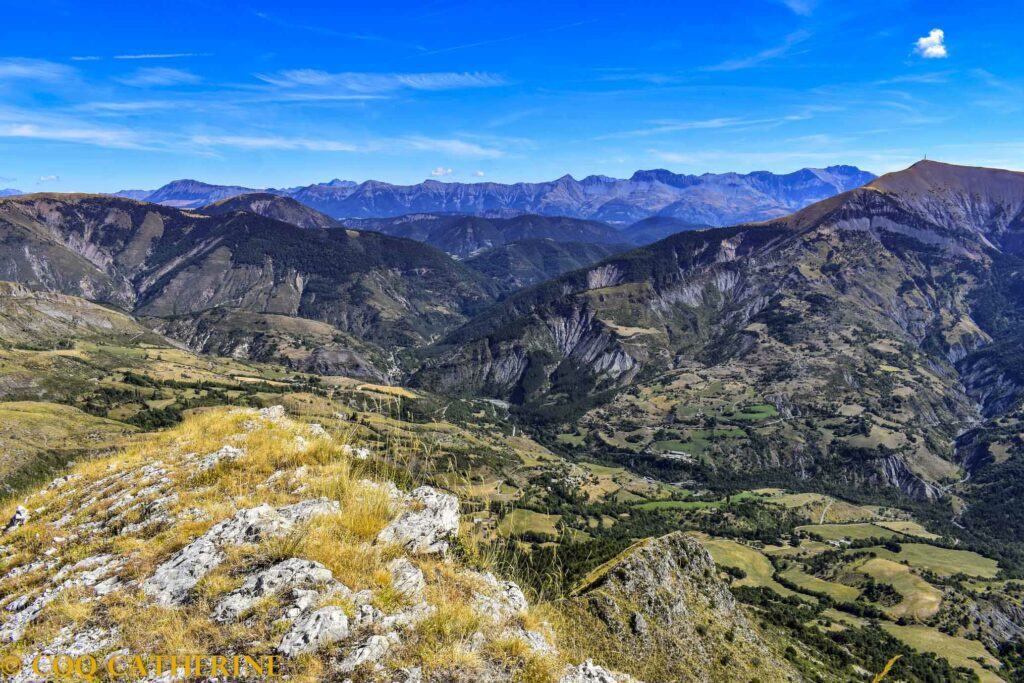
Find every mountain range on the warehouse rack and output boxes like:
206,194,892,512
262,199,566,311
115,165,875,224
8,160,1024,680
413,161,1024,557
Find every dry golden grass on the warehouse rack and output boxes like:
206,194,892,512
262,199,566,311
0,405,577,681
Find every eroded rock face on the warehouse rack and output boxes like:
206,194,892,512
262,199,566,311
565,532,797,682
376,486,459,555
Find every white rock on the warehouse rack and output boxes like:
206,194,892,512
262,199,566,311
3,506,29,534
376,487,459,555
560,660,641,683
214,558,340,622
474,573,528,622
196,445,245,472
259,405,287,421
143,500,339,606
278,606,349,656
337,635,390,673
387,558,425,601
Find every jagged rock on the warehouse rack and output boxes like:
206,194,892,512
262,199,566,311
377,602,435,631
143,499,339,606
3,506,28,534
337,635,390,673
1,555,121,642
195,445,245,472
387,558,425,601
214,558,341,622
376,486,459,555
8,626,118,683
474,573,528,622
560,660,641,683
260,405,287,421
278,606,350,656
564,532,796,682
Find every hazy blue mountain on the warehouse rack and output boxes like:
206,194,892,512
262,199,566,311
116,165,875,224
624,216,710,245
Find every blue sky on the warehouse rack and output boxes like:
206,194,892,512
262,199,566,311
0,0,1020,192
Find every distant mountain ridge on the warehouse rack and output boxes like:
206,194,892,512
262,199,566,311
114,165,876,224
0,189,22,197
201,193,339,229
343,212,629,257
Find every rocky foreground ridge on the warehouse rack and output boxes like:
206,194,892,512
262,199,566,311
0,406,793,682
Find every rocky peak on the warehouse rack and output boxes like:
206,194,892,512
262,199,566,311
562,532,797,682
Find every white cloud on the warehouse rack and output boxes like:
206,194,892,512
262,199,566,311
190,134,360,152
473,170,486,177
402,136,503,158
37,175,59,183
779,0,816,15
256,70,506,94
113,53,210,60
914,29,947,59
430,167,454,176
0,58,76,83
705,30,810,72
70,56,102,62
116,67,201,87
188,134,503,158
0,107,153,150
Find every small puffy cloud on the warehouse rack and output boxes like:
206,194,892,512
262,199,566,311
915,29,947,59
38,175,59,183
430,167,454,177
116,67,201,87
473,170,486,177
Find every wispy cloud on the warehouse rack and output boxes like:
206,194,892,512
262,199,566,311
116,67,201,87
189,133,504,158
874,71,955,85
70,56,102,62
704,30,811,72
598,112,817,140
914,29,947,59
0,58,76,82
253,11,427,53
647,147,914,173
256,70,506,94
189,134,361,152
401,136,503,157
113,53,211,60
37,175,59,183
430,166,453,176
0,121,150,150
420,20,596,57
778,0,817,15
473,170,486,177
